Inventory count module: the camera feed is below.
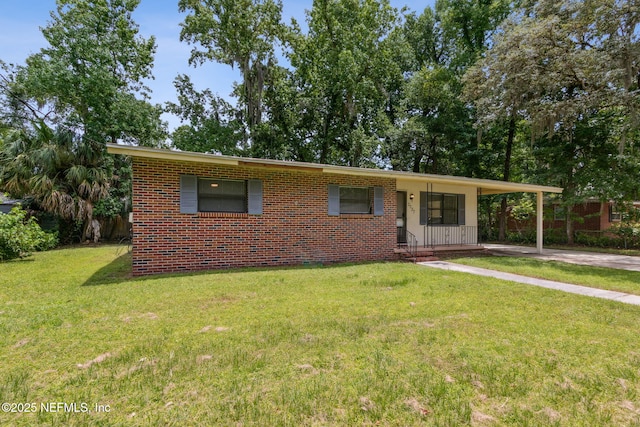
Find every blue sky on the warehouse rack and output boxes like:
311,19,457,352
1,0,434,130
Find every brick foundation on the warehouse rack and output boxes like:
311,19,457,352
132,158,397,275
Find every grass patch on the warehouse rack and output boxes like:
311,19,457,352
453,256,640,296
2,246,640,425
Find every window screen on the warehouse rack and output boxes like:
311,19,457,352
198,179,247,213
340,187,371,214
420,192,464,225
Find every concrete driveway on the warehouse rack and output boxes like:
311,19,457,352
484,244,640,272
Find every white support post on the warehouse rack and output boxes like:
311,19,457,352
536,191,544,254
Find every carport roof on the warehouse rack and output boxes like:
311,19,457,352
107,144,562,195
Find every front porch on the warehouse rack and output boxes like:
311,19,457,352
395,225,485,261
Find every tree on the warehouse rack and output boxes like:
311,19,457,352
18,0,165,145
289,0,401,165
165,74,243,155
179,0,287,145
385,1,513,177
464,0,640,243
0,122,110,241
0,0,165,240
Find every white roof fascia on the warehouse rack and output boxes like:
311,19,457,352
106,144,563,195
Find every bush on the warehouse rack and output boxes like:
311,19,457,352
0,206,59,261
608,223,640,249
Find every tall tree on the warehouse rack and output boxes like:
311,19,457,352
385,0,513,177
165,74,243,155
18,0,165,145
0,122,109,235
0,0,165,240
289,0,401,165
464,0,640,243
179,0,287,145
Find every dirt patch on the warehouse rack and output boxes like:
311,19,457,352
115,358,157,378
538,407,562,422
163,382,176,395
197,355,213,363
620,400,640,413
472,410,496,425
299,333,317,343
12,338,30,348
77,352,112,369
404,398,430,416
359,396,375,412
296,363,319,375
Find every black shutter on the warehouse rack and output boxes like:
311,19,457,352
247,179,263,214
180,175,198,214
328,185,340,216
373,187,384,216
458,194,466,225
419,192,427,225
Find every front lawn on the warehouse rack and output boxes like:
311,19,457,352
453,256,640,296
2,246,640,426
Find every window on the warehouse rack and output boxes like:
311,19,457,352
609,205,621,222
180,175,262,214
340,187,371,214
328,185,384,216
553,205,565,221
420,192,465,225
198,179,246,213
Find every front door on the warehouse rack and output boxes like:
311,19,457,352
397,191,407,244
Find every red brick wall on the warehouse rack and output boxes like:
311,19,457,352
547,202,604,231
507,201,608,233
132,158,397,275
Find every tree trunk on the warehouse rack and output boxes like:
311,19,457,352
498,116,516,241
566,206,575,245
498,198,508,241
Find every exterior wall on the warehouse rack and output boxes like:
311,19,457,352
132,158,397,275
508,201,636,233
547,201,603,231
396,179,478,246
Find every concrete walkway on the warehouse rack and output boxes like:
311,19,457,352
484,244,640,272
419,261,640,306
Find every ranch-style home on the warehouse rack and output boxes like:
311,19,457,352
107,144,562,276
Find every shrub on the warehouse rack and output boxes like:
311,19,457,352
608,223,640,249
0,206,58,261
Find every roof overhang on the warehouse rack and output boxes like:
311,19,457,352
107,144,563,195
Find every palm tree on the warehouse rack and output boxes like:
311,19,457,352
0,121,109,241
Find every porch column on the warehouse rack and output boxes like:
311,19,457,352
536,191,544,254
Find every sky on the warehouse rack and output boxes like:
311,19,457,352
0,0,434,131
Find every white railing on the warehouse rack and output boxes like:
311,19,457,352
424,226,478,248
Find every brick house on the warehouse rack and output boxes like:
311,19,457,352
107,144,561,276
508,200,640,235
547,200,640,232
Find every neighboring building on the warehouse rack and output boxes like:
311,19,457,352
0,194,19,214
107,144,562,276
509,200,640,234
548,200,640,232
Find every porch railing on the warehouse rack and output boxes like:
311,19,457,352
402,229,418,261
424,225,478,248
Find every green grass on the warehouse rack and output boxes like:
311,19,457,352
452,256,640,296
2,246,640,425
